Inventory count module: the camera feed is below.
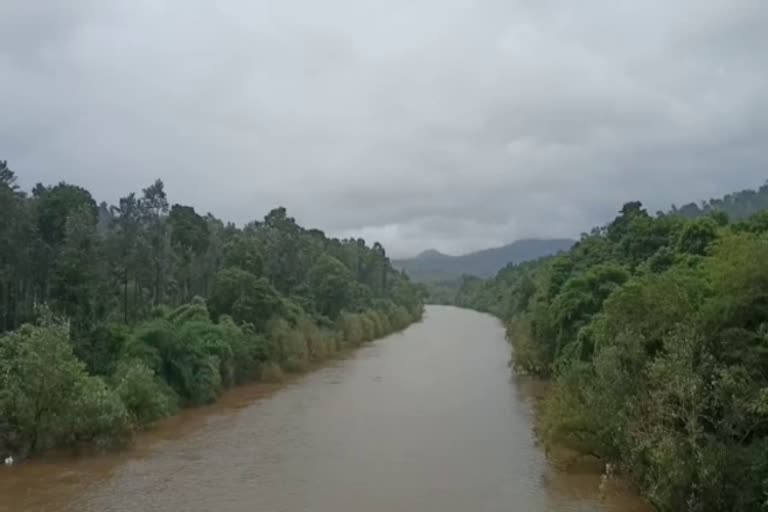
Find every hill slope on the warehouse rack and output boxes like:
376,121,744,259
671,180,768,220
393,238,575,282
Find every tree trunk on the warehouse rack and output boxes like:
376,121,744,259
0,280,7,332
133,281,139,321
154,259,161,306
123,268,128,324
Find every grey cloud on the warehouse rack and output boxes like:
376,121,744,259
1,0,766,257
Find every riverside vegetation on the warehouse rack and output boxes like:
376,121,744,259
0,160,424,459
454,182,768,512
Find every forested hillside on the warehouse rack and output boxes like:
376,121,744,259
0,160,424,458
457,187,768,511
671,181,768,220
393,238,574,282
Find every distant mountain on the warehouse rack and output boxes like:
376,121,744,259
393,238,575,282
415,249,449,259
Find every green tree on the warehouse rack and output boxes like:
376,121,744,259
112,360,176,427
50,205,99,333
0,316,128,453
33,182,97,248
168,204,209,301
0,161,37,331
677,217,718,256
0,158,424,458
208,268,283,330
308,254,353,319
109,193,143,323
140,180,170,305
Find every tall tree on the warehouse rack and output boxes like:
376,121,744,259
50,206,99,334
110,193,142,324
140,180,169,305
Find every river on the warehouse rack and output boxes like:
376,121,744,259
0,306,651,512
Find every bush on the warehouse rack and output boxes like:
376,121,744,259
121,316,225,405
367,311,385,338
322,330,340,357
75,323,130,376
389,306,412,330
360,314,375,342
112,360,177,427
166,300,210,324
377,312,393,336
177,320,236,388
269,318,308,372
120,319,174,376
0,318,130,453
219,318,269,383
71,377,130,448
259,361,284,382
0,296,421,458
506,317,545,375
184,355,222,404
339,313,364,346
297,316,325,361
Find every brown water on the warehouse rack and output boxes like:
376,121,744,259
0,306,652,512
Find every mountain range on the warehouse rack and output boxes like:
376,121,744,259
393,238,575,282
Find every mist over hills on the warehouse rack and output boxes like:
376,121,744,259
393,238,575,282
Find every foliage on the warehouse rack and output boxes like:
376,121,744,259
208,268,283,330
308,254,354,319
458,187,768,511
112,360,177,427
0,159,424,458
670,180,768,220
0,316,129,454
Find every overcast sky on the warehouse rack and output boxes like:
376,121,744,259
1,1,766,257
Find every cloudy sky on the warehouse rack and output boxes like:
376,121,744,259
1,0,766,257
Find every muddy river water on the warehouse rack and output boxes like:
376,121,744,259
0,306,652,512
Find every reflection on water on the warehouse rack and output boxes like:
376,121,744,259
0,306,652,512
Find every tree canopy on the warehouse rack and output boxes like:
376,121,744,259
455,189,768,512
0,159,424,459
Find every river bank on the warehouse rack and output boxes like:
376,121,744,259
513,377,653,509
0,305,423,465
1,306,652,512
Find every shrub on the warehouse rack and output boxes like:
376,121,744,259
506,317,545,375
360,314,375,342
71,377,130,448
75,323,130,376
112,360,177,427
297,316,325,361
183,355,222,404
390,306,412,330
339,313,364,346
259,361,284,382
166,300,210,324
0,318,130,453
121,316,224,405
269,318,308,372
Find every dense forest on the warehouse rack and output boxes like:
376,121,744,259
454,182,768,511
0,160,424,458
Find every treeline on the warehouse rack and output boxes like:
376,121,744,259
671,180,768,220
456,190,768,511
421,280,461,305
0,160,424,458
